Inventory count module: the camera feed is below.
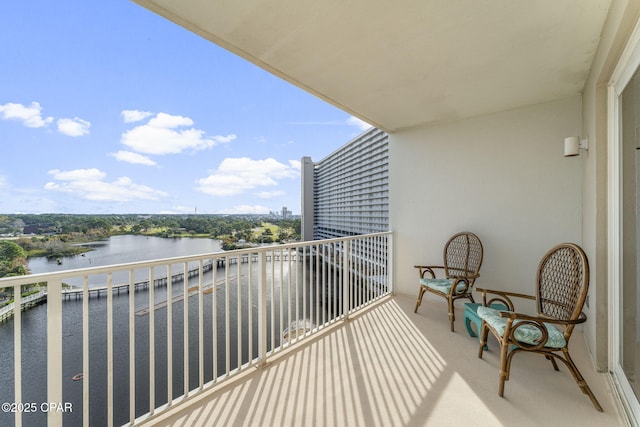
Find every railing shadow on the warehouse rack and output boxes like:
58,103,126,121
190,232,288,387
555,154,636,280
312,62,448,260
148,294,620,427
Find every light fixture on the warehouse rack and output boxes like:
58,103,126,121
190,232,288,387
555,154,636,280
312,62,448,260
564,136,588,157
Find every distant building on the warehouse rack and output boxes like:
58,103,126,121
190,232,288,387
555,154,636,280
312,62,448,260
22,223,59,235
281,206,292,219
268,207,293,219
301,127,389,241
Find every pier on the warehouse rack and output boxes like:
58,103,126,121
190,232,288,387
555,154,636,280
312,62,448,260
0,252,299,321
59,251,298,300
0,290,48,322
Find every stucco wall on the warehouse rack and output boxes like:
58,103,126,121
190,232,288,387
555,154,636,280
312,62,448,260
581,0,640,371
389,96,583,308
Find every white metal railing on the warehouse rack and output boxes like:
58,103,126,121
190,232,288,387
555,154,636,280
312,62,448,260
0,232,392,427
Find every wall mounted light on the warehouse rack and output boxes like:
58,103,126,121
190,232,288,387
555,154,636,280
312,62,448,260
564,136,588,157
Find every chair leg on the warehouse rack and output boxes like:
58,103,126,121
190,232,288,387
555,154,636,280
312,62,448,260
414,286,426,313
478,321,489,358
561,349,604,412
545,354,560,371
498,339,512,397
447,297,455,332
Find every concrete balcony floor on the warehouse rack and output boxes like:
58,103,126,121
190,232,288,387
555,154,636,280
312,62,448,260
141,293,624,427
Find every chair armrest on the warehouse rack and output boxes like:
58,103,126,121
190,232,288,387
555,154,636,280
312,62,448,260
496,311,587,350
475,288,535,300
475,288,535,312
447,276,478,296
451,272,480,280
499,310,587,326
414,265,445,279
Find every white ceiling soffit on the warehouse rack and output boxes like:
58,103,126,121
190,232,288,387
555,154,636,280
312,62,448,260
134,0,611,132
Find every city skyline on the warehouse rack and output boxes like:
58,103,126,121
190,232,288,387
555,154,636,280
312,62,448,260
0,1,371,215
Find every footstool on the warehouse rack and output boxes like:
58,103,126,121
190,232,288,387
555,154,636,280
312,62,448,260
463,302,507,349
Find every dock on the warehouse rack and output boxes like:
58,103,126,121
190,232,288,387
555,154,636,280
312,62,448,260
0,290,48,322
0,252,298,321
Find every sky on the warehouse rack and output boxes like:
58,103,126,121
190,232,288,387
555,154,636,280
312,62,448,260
0,1,372,215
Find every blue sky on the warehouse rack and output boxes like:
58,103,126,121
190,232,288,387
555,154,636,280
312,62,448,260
0,1,371,215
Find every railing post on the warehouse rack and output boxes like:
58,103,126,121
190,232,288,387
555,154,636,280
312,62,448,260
388,233,394,294
183,261,189,399
258,251,267,366
47,279,63,427
14,285,21,427
127,271,135,425
342,239,350,320
107,274,114,427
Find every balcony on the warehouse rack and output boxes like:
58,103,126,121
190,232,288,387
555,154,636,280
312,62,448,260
0,232,623,426
144,294,622,427
0,233,390,427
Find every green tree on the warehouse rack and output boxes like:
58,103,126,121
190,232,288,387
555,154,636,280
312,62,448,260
0,240,26,260
0,240,29,278
260,228,274,243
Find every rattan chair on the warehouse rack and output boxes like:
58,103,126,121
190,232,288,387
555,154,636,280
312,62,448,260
414,232,483,332
476,243,603,411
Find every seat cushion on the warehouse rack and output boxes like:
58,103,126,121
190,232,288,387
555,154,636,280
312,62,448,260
477,306,567,348
420,278,469,295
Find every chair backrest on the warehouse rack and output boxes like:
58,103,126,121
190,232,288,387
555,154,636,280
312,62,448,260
443,232,483,279
536,243,589,331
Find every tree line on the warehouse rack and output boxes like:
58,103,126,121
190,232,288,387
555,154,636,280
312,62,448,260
0,214,302,279
0,214,300,240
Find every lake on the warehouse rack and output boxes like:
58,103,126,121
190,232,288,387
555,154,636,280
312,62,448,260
1,235,314,427
28,234,223,275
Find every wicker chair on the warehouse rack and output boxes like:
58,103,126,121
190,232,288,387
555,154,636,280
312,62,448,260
476,243,603,411
414,232,483,332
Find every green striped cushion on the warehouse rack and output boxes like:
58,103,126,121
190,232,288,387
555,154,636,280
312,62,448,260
477,306,566,348
420,278,468,294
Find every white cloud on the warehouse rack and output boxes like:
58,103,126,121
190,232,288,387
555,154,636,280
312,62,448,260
288,159,301,169
256,190,284,199
121,112,236,155
57,117,91,136
48,168,106,181
347,115,373,131
0,102,92,137
45,168,167,202
121,109,152,123
0,102,53,128
212,134,236,143
0,186,59,214
220,205,271,215
195,157,300,197
111,150,157,166
159,206,196,214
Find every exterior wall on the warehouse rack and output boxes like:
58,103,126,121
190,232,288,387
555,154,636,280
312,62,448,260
580,80,610,371
581,0,640,371
390,97,583,304
301,156,315,241
302,128,389,240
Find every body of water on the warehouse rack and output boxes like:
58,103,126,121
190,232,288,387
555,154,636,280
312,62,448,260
0,235,316,427
28,234,223,275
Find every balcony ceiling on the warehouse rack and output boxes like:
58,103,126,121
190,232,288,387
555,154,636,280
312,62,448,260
134,0,611,132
